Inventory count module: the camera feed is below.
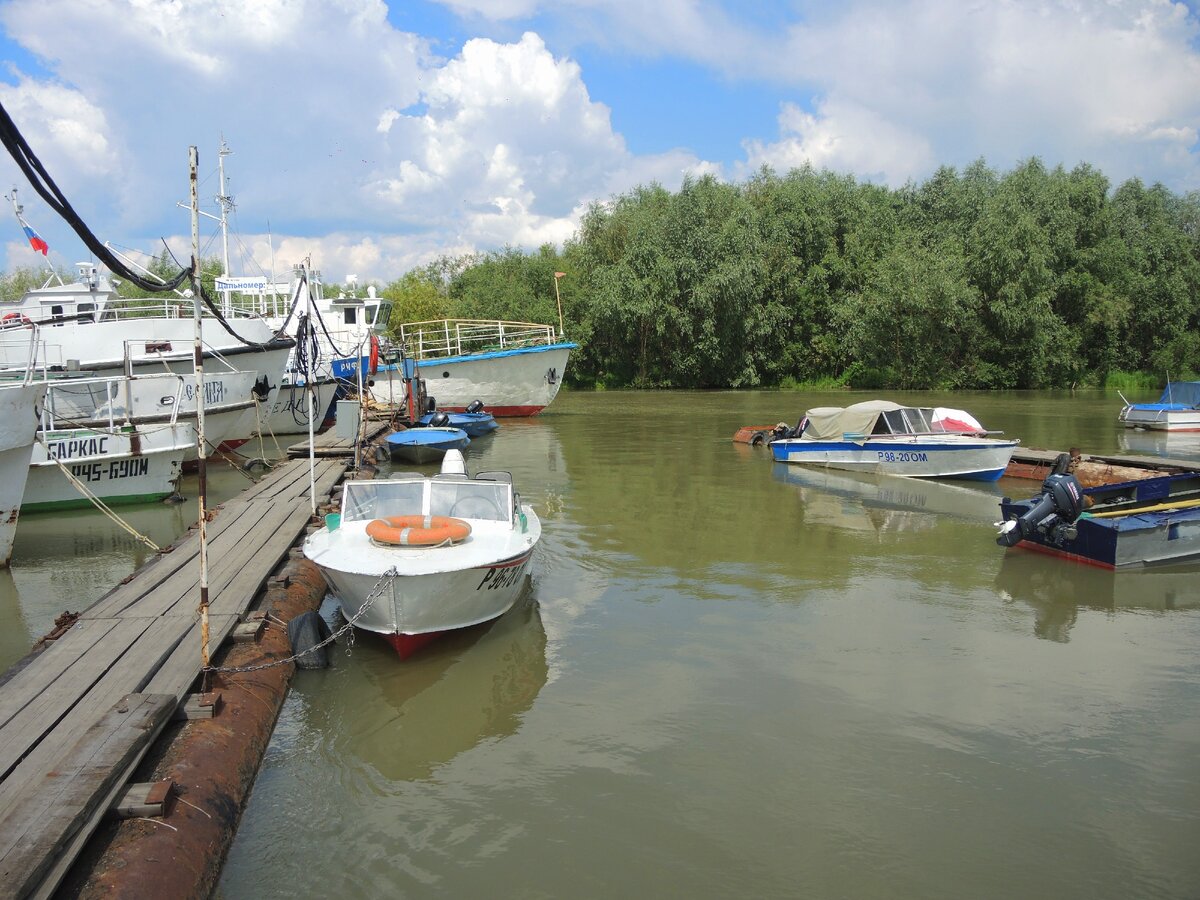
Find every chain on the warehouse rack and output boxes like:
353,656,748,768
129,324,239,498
202,566,397,675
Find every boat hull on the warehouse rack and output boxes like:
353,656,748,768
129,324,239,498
999,473,1200,568
316,547,535,658
257,378,339,437
769,437,1018,481
376,344,573,416
1118,405,1200,432
385,428,470,464
23,424,188,511
0,383,46,564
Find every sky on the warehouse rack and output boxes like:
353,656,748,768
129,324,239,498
0,0,1199,286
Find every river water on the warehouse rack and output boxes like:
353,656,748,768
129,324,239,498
3,390,1199,899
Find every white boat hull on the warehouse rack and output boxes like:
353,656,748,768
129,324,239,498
24,423,189,511
374,344,573,416
1119,405,1200,432
0,383,47,564
257,378,338,437
770,436,1018,481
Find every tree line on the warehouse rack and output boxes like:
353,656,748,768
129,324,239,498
5,157,1197,390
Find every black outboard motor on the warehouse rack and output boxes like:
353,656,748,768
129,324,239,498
996,472,1086,548
429,411,450,428
424,395,437,414
466,399,485,414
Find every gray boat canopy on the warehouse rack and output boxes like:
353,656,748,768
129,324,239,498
800,401,985,441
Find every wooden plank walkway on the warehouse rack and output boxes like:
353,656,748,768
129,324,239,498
287,418,392,458
0,455,350,899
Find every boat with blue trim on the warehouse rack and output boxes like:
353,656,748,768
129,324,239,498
372,319,575,417
416,400,498,437
1119,381,1200,432
768,400,1018,481
385,425,471,465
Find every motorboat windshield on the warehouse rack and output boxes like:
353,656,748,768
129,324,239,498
340,474,515,524
801,401,987,439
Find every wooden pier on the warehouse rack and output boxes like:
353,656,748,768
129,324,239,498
0,430,383,897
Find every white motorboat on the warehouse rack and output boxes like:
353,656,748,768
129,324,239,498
769,400,1018,482
303,450,541,659
1118,382,1200,432
0,381,48,565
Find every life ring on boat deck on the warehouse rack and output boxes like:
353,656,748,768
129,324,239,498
1,313,32,326
366,515,472,547
368,335,380,376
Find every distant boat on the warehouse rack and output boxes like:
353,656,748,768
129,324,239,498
385,427,470,465
768,400,1018,482
373,319,575,417
303,450,540,658
416,404,498,438
1118,382,1200,432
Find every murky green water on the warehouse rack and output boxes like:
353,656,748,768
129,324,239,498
4,390,1199,899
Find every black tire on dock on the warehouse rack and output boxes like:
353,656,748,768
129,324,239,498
750,430,767,446
287,611,333,669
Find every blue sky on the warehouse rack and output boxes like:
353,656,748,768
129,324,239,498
1,0,1199,284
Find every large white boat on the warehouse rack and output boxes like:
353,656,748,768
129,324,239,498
0,264,294,446
38,369,260,461
0,381,48,565
303,450,541,659
769,400,1018,482
373,319,575,417
1118,382,1200,432
24,420,191,512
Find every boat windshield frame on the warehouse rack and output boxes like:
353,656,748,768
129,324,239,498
340,476,515,525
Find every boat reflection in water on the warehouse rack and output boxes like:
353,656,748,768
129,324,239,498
771,463,1004,535
321,594,548,782
994,551,1200,642
1117,428,1200,462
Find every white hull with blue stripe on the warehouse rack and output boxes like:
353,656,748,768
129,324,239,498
768,400,1018,482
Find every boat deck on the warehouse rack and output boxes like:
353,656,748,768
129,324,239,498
0,456,351,898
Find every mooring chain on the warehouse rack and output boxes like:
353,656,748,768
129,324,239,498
202,567,397,675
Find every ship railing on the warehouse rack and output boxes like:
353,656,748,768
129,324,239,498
397,319,558,360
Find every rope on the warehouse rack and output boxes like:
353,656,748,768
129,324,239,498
203,566,397,674
37,438,161,551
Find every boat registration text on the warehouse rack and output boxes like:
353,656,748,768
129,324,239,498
70,458,151,483
877,450,929,463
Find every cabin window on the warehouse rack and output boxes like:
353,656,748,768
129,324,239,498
50,304,64,325
879,411,906,434
902,408,933,433
77,303,95,323
344,308,357,325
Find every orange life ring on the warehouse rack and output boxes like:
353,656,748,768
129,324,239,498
366,514,471,546
1,312,32,326
368,335,380,376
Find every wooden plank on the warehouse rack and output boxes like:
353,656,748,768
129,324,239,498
0,693,174,900
101,501,279,620
0,617,192,820
110,778,174,818
0,619,157,782
83,497,265,619
0,620,119,731
143,615,237,700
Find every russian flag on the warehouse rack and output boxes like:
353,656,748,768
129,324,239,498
16,211,48,255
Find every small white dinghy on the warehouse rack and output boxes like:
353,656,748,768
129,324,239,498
303,450,541,659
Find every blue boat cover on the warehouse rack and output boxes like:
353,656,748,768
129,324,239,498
1154,381,1200,407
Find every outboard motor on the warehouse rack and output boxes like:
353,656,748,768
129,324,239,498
466,399,485,414
424,395,437,414
429,411,450,428
996,472,1086,548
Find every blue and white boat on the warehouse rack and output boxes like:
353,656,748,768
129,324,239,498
1118,382,1200,432
997,469,1200,568
416,404,498,438
769,400,1018,482
386,427,471,465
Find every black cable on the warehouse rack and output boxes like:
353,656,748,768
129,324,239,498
0,98,190,292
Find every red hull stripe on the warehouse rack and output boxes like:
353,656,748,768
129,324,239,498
1011,542,1115,569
